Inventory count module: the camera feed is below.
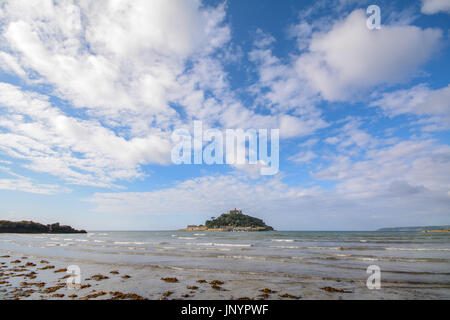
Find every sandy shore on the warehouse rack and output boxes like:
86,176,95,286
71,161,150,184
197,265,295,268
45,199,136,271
1,250,449,300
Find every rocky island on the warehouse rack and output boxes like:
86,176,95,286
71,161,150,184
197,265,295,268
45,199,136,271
0,220,87,234
179,209,274,232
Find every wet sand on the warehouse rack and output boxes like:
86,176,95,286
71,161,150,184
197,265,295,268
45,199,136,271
1,250,449,300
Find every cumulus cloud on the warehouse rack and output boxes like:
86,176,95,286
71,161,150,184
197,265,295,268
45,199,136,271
0,177,63,195
295,9,442,101
89,151,450,229
288,150,317,163
421,0,450,14
0,0,233,136
371,84,450,130
247,31,328,138
0,165,66,194
324,119,379,152
315,139,450,199
0,83,171,187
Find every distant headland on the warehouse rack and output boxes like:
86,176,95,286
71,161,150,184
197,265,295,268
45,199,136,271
377,225,450,233
0,220,87,234
178,209,274,232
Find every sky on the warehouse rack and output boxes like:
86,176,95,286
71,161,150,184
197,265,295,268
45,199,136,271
0,0,449,231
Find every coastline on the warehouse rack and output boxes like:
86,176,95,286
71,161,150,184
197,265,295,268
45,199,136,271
0,250,356,300
1,248,449,300
1,230,449,300
177,227,274,232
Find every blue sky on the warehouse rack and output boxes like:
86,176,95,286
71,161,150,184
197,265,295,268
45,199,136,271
0,0,449,230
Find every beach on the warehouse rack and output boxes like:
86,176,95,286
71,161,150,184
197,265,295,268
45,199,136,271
1,231,449,300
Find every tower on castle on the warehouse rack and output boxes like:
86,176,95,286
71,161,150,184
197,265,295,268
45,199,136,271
227,208,242,215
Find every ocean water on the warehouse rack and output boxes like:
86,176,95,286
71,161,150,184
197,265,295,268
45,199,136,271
1,231,449,298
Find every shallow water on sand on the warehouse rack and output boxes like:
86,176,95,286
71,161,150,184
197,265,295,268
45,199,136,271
1,231,449,299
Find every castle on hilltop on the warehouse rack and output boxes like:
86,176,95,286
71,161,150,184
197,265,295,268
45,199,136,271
227,208,242,215
179,208,274,232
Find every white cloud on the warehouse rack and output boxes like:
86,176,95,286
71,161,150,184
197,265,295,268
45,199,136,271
0,0,230,131
0,0,249,188
289,150,317,163
0,52,27,78
89,174,315,216
324,119,378,152
247,31,328,138
0,82,171,187
0,177,62,195
89,160,450,229
315,139,450,199
0,0,334,193
421,0,450,14
0,165,65,195
295,10,442,101
371,84,450,130
279,115,326,138
248,34,320,113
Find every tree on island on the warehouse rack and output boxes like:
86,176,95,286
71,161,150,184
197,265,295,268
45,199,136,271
205,210,273,230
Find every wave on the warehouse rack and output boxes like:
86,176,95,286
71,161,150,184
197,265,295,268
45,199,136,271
185,242,252,247
385,247,450,251
269,245,301,249
271,239,295,242
217,254,268,261
113,241,146,245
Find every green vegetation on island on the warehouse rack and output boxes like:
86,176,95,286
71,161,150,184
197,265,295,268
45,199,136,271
180,209,274,232
0,220,87,234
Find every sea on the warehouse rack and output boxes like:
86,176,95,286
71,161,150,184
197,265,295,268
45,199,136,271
1,230,449,299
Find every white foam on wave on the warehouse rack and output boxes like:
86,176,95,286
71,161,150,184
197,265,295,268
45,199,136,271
271,239,295,242
114,241,147,245
358,257,378,261
177,237,197,240
186,242,252,247
308,246,342,250
59,242,75,247
218,254,262,261
385,247,450,251
45,242,58,247
194,234,206,236
269,245,300,249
